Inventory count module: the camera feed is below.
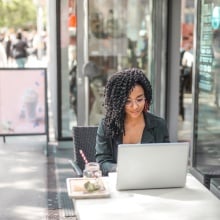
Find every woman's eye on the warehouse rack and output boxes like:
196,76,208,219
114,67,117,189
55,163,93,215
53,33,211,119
137,98,144,102
137,98,146,103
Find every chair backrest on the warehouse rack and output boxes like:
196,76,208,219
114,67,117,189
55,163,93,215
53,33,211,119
72,126,98,171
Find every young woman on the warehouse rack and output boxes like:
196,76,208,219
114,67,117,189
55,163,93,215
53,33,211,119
95,68,170,175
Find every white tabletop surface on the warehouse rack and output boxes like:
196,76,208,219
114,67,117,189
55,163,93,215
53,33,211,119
73,173,220,220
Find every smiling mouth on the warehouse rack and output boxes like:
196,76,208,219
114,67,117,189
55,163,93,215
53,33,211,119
131,110,140,114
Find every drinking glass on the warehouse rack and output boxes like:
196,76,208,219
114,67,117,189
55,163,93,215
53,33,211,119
83,162,102,178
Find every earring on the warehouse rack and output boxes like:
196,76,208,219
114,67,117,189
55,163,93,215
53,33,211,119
144,101,149,112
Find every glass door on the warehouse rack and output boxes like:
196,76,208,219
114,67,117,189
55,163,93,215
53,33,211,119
76,0,168,126
191,0,220,185
57,0,168,139
58,0,77,138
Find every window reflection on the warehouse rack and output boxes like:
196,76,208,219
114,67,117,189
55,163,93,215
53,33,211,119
88,0,151,124
60,0,77,137
59,0,166,137
194,0,220,174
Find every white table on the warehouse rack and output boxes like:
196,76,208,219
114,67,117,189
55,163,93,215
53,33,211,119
73,173,220,220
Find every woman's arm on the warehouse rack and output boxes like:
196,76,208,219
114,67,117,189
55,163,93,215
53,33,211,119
95,120,117,176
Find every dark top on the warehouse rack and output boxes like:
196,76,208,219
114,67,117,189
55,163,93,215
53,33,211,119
13,40,28,59
95,112,170,176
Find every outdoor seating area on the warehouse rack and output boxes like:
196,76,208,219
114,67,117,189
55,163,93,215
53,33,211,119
0,88,219,220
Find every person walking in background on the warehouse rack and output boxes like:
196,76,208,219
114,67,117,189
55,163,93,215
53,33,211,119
181,43,193,93
95,68,170,176
12,32,28,68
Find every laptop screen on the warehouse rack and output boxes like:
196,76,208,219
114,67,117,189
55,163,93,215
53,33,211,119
116,142,189,190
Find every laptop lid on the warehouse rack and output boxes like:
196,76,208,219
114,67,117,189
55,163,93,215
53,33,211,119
116,142,189,190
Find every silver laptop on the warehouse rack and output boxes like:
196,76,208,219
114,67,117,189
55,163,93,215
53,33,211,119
116,142,189,190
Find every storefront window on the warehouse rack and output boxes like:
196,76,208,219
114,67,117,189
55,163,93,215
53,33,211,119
87,0,152,124
193,0,220,175
58,0,167,138
178,0,194,141
59,0,77,137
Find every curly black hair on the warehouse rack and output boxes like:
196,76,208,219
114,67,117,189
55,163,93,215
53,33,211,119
103,68,152,138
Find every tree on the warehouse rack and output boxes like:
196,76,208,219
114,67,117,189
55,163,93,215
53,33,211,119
0,0,37,30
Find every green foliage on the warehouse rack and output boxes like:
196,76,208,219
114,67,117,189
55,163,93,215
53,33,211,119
0,0,37,29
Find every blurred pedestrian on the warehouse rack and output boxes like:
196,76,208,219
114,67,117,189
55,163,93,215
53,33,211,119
12,32,28,68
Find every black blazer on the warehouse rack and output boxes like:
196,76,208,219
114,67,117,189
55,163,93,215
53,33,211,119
95,112,170,176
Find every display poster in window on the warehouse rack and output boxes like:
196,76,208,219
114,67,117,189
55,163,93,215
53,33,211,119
198,0,220,93
0,68,47,135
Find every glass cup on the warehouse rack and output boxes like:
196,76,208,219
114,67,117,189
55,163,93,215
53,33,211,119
83,162,102,178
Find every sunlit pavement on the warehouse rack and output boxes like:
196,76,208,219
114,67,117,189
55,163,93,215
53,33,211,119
26,55,48,68
0,136,48,220
5,55,48,69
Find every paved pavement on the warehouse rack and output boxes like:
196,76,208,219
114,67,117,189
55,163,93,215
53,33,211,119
0,136,47,220
5,55,48,69
0,134,78,220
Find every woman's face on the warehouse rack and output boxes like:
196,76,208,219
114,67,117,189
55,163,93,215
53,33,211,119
124,85,146,119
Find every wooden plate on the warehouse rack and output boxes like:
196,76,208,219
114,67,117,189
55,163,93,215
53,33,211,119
66,177,111,199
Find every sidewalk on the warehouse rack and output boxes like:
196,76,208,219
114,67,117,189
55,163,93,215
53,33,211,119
0,135,78,220
0,136,47,220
